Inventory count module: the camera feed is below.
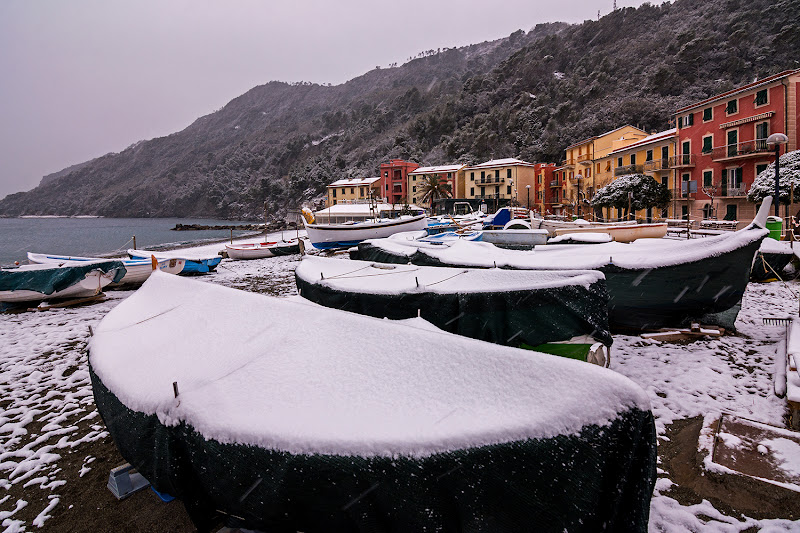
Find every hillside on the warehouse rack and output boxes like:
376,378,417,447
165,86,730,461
1,0,798,219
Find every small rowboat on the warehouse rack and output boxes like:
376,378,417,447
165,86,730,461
225,239,300,260
0,260,126,303
128,249,222,274
27,252,184,287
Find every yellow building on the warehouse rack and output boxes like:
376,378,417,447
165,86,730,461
407,164,465,207
562,125,648,218
607,128,677,220
463,158,538,212
326,177,381,206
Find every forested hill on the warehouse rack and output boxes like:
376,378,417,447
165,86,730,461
1,0,798,219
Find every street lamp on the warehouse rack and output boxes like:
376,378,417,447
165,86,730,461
767,133,789,217
526,184,531,211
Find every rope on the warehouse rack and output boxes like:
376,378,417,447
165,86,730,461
761,253,798,298
425,270,469,286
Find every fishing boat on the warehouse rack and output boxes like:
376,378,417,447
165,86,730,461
127,249,222,274
552,222,668,242
224,238,300,260
301,207,427,250
751,238,796,281
295,256,611,365
0,260,126,303
358,198,773,331
26,252,184,287
89,271,656,532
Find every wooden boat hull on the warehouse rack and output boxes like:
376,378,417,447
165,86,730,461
225,240,300,260
553,223,668,243
304,214,428,249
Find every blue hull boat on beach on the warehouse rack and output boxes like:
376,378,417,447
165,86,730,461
127,249,221,273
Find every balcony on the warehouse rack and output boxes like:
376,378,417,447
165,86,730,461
562,159,576,168
711,139,771,162
478,177,504,184
718,185,748,198
476,193,501,199
550,180,560,187
643,159,669,172
576,153,592,165
669,154,696,168
614,164,643,176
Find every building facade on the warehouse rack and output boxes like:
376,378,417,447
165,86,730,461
407,164,465,208
672,69,800,222
462,158,538,213
326,177,381,206
379,159,420,205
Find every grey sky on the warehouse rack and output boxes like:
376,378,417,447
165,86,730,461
0,0,646,199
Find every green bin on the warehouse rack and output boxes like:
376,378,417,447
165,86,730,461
766,216,783,241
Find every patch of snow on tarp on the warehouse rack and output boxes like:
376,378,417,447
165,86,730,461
404,224,768,270
89,271,650,458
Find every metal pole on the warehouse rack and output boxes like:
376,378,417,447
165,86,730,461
775,144,781,217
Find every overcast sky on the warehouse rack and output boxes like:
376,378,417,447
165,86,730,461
0,0,647,199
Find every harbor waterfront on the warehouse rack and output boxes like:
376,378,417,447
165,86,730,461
0,217,262,266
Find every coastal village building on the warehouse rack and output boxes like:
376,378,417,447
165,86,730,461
562,126,648,218
326,177,381,206
548,166,567,215
407,164,465,208
672,69,800,222
379,159,419,205
463,158,538,213
533,163,557,215
607,128,676,220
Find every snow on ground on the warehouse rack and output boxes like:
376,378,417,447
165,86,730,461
2,232,800,530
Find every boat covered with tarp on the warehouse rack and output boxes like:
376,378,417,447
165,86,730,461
357,198,773,331
0,260,126,303
90,272,656,532
295,256,612,365
751,238,795,281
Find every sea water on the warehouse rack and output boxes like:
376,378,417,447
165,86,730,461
0,217,262,265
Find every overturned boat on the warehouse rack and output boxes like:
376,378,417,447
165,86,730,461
358,198,773,331
90,272,656,532
295,256,612,365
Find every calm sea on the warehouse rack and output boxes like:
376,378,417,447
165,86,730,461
0,217,262,266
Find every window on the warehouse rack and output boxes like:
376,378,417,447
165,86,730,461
703,108,712,121
412,186,416,193
360,187,365,196
661,146,669,162
332,189,337,197
506,186,511,194
470,172,474,181
606,161,612,171
727,130,738,157
384,171,388,178
660,177,668,187
756,163,768,176
470,187,474,196
495,186,500,195
754,89,768,106
617,157,623,167
678,116,682,128
350,188,354,194
630,154,636,165
481,171,485,180
703,170,713,187
506,169,512,179
726,99,738,115
756,122,769,146
495,169,500,179
412,176,416,181
596,163,601,173
702,135,713,154
646,150,653,162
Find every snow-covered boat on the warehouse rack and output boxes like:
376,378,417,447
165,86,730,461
301,208,428,250
295,256,611,365
89,271,656,532
26,252,184,286
224,238,300,259
481,228,549,247
551,222,668,242
358,198,773,331
127,249,221,274
0,260,126,303
417,230,483,244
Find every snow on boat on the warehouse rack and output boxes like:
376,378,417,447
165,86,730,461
301,208,428,250
751,238,795,281
295,256,612,365
224,238,300,260
358,198,773,331
548,232,614,245
26,252,184,287
127,249,221,273
552,222,668,243
0,260,126,303
417,230,483,244
481,228,549,247
89,271,656,532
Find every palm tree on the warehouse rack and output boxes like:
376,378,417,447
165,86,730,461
419,173,452,214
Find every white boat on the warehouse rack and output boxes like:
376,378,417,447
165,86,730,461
536,218,637,235
302,207,428,250
0,261,125,303
418,230,483,244
26,252,184,286
481,229,549,247
552,223,668,243
225,239,301,260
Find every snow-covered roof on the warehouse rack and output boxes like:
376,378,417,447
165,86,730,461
465,158,536,170
675,69,800,114
609,129,677,156
328,177,380,187
408,164,465,175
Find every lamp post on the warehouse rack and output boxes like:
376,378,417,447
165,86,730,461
767,133,789,217
526,184,531,211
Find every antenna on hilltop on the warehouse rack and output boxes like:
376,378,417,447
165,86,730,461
613,0,617,10
597,10,601,19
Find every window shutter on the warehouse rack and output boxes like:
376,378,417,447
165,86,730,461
678,116,683,128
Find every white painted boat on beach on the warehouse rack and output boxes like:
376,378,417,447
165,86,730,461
301,206,428,249
27,252,184,286
552,223,668,243
0,261,125,303
225,239,301,260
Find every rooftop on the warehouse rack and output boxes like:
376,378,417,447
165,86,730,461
328,177,380,187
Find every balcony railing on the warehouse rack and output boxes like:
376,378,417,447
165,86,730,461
719,185,748,197
614,164,644,176
550,180,559,187
478,177,504,184
562,159,576,167
576,154,592,164
643,159,669,172
711,139,771,161
669,154,696,168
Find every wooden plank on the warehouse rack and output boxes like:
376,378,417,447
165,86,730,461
36,294,105,311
